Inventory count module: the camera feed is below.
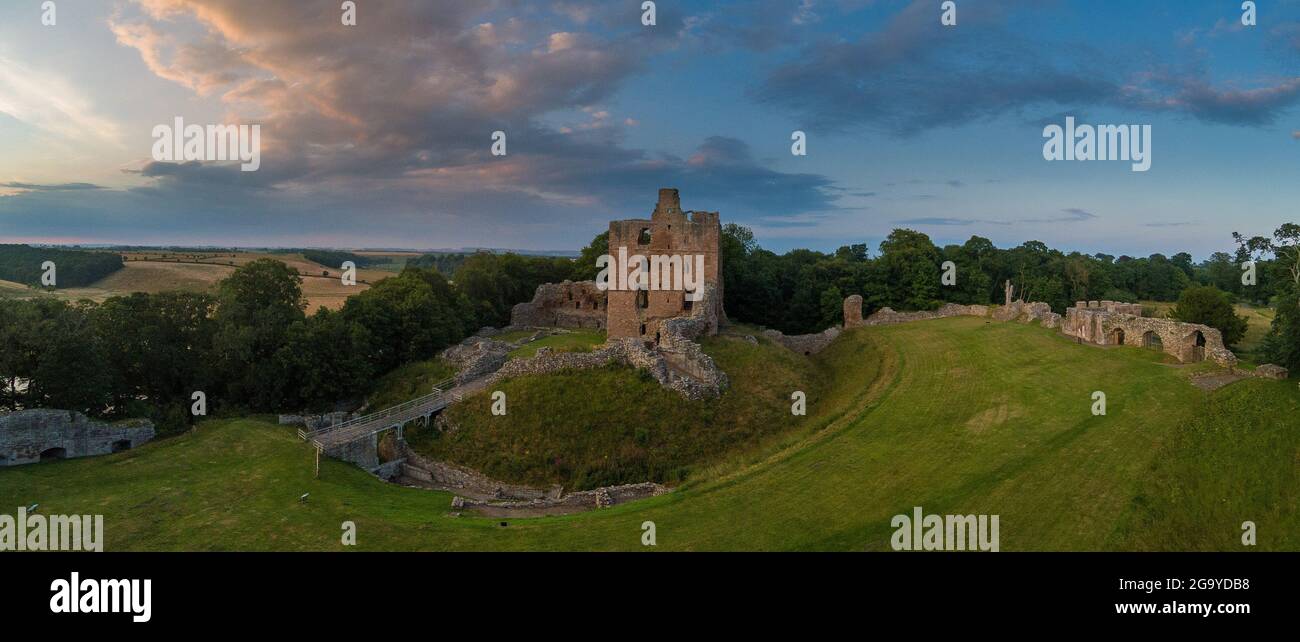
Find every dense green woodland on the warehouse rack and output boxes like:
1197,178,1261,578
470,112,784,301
0,245,123,287
0,224,1296,432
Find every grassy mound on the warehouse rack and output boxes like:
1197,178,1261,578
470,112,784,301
408,333,824,489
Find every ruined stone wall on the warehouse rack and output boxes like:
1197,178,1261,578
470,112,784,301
1061,305,1236,366
606,188,723,340
763,326,842,355
442,336,513,385
860,302,991,326
992,301,1059,327
457,482,669,513
485,335,727,400
401,448,553,501
0,410,155,467
509,280,608,330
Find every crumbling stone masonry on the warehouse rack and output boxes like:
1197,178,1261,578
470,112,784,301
0,410,155,467
1061,302,1237,366
763,326,842,355
606,188,724,340
510,281,608,330
843,294,864,327
487,285,729,399
841,295,1234,366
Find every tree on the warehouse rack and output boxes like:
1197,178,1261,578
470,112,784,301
212,259,307,411
571,231,609,281
877,229,942,310
1170,286,1248,347
1258,296,1300,372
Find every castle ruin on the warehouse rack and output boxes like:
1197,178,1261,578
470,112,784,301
511,188,724,343
605,188,723,340
1061,300,1236,366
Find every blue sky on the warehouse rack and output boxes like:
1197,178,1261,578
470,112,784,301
0,0,1297,259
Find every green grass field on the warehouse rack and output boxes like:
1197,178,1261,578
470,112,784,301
506,329,606,359
2,317,1295,551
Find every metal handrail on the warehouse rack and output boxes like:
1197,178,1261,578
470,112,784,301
303,390,444,439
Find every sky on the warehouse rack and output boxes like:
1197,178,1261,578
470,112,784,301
0,0,1298,259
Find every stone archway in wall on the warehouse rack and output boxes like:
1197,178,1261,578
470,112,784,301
1142,330,1162,350
40,447,66,461
1108,327,1125,346
1187,330,1207,363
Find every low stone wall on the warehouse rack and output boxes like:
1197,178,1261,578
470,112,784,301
841,294,1241,367
278,411,352,430
401,448,555,502
457,482,669,513
762,326,841,355
1247,364,1289,380
860,302,990,326
485,336,726,400
0,410,155,467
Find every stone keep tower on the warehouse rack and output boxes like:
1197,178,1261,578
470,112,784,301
606,188,723,340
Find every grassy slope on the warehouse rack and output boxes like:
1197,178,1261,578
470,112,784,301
413,333,823,489
1,317,1295,551
365,359,458,410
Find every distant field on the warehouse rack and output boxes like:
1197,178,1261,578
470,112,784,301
3,317,1294,551
0,250,403,310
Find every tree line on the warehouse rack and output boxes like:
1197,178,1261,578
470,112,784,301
710,223,1299,370
0,252,587,430
0,245,124,287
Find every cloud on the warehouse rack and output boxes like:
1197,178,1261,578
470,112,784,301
32,0,840,245
1020,208,1097,224
893,217,1008,227
895,208,1097,227
0,56,124,144
1,182,104,192
753,0,1300,135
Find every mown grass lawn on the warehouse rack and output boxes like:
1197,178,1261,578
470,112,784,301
1,317,1295,551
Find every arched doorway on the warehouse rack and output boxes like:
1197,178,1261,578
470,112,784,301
1109,327,1125,345
111,439,132,453
1189,330,1206,362
40,447,66,461
1142,331,1162,350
